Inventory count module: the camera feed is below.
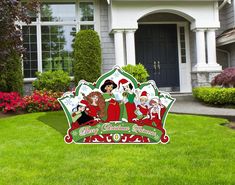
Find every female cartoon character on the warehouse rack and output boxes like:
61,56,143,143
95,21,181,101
101,80,120,122
119,79,137,122
71,100,94,125
148,97,166,128
85,91,106,120
136,91,149,119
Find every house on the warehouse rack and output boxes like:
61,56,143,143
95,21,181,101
216,0,235,69
21,0,232,93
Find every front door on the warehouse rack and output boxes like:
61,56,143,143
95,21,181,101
135,24,179,90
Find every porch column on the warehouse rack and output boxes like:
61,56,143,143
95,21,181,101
125,29,136,65
193,29,207,71
206,29,222,70
114,30,125,67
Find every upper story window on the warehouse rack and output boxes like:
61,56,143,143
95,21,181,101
21,1,96,79
41,3,76,22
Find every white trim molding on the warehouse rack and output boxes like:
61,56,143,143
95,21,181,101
125,29,137,66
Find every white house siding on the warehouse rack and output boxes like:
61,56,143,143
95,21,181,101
100,0,116,73
216,1,235,69
217,0,235,35
230,43,235,66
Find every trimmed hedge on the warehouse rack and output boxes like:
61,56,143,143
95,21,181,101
0,53,23,94
73,30,101,84
193,87,235,105
122,64,149,83
33,70,70,92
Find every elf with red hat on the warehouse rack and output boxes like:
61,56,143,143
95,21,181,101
136,91,149,118
71,99,94,125
119,78,137,122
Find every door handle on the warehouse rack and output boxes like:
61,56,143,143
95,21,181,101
154,61,160,74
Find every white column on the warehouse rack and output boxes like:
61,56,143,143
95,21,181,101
206,29,222,70
125,30,136,65
193,29,207,71
114,30,125,67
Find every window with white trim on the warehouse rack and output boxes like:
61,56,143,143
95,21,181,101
21,1,96,79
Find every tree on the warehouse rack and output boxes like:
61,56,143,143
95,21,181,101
73,30,102,84
0,0,39,94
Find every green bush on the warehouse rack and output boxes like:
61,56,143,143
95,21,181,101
193,87,235,105
122,64,149,83
0,53,23,94
73,30,101,84
32,70,70,92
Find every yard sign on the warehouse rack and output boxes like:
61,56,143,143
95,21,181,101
58,66,175,144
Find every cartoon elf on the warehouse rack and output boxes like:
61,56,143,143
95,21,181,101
71,100,94,126
119,79,137,122
84,91,106,120
136,91,149,119
101,80,120,122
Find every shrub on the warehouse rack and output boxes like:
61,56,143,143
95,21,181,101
0,0,39,94
193,87,235,105
32,70,70,92
73,30,101,84
122,64,149,83
211,67,235,87
0,92,25,113
23,90,62,113
0,53,23,94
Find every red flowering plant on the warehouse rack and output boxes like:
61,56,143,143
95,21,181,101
0,92,26,113
23,90,63,113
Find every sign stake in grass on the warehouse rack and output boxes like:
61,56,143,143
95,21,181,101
58,66,175,144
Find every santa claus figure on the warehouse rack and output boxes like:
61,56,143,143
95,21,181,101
119,78,137,122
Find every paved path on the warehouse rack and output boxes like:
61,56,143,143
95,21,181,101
170,95,235,121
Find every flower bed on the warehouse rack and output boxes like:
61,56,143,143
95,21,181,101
0,92,25,113
0,90,63,113
23,90,62,113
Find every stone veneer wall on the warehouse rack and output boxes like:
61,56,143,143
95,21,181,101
191,71,221,87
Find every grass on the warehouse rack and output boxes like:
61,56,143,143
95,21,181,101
0,111,234,185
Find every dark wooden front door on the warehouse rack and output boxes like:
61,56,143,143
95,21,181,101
135,24,179,88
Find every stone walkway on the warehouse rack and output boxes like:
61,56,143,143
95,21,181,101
170,94,235,121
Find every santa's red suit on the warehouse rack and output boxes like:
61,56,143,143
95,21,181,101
141,107,166,129
137,105,149,116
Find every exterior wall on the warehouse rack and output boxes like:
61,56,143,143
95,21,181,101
100,0,116,73
217,0,235,35
191,71,221,87
230,43,235,66
110,1,220,30
216,49,229,69
217,43,235,68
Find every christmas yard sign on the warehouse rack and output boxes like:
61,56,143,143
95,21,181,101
58,66,175,144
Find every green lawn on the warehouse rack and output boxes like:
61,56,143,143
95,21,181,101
0,112,234,185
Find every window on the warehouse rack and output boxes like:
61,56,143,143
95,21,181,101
21,1,96,79
41,3,76,22
41,25,75,75
179,27,186,64
22,26,38,78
